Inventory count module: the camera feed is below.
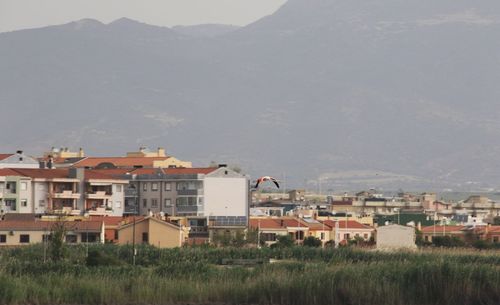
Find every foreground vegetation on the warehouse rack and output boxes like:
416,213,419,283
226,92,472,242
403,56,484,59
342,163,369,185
0,245,499,305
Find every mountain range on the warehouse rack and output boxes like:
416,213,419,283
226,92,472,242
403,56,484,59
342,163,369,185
2,0,500,191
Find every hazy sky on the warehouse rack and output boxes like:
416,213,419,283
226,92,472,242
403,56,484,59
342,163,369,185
0,0,287,32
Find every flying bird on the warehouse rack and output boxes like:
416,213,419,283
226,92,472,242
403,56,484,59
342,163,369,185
254,176,280,189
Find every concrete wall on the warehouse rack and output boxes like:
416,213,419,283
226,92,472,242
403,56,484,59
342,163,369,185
204,176,248,217
376,224,416,250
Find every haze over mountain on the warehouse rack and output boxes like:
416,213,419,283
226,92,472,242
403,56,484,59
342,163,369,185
2,0,500,191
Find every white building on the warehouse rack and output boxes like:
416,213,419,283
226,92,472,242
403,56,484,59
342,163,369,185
0,151,39,169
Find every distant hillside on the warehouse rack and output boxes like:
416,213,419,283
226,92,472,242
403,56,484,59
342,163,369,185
172,24,240,37
2,0,500,191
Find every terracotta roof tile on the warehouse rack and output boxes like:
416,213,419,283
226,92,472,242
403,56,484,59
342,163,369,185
0,220,103,232
0,154,13,161
420,225,466,233
6,168,70,179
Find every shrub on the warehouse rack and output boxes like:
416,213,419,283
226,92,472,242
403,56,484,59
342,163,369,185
303,236,322,247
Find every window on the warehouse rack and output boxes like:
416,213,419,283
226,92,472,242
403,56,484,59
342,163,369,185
19,234,30,243
165,182,171,191
21,200,27,207
20,182,27,191
151,199,158,208
320,232,325,240
115,201,122,208
143,199,147,207
151,183,158,191
65,235,77,243
42,234,52,242
38,184,46,191
0,235,6,243
82,234,98,243
176,197,197,206
114,231,119,240
344,233,350,240
39,200,45,207
115,185,122,192
142,232,149,243
164,198,171,207
143,183,147,191
364,233,369,239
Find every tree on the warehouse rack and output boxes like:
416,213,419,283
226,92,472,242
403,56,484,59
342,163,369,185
271,235,294,248
303,236,322,247
493,216,500,225
49,217,69,261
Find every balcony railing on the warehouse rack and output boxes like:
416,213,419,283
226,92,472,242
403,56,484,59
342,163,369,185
86,191,112,199
176,205,201,213
50,190,80,199
177,189,203,196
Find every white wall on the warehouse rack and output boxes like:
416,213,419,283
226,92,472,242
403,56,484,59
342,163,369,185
33,181,48,214
203,177,248,217
110,183,125,216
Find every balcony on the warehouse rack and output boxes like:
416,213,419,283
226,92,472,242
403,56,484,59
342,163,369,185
50,190,80,199
176,205,202,213
87,207,113,216
52,207,81,215
86,191,112,200
124,189,138,197
177,189,203,196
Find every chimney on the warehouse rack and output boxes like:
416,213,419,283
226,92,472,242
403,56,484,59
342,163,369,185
157,147,165,157
47,157,54,169
39,161,46,169
16,150,23,155
78,148,85,157
218,164,227,168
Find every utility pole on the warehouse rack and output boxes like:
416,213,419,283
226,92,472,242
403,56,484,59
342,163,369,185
132,216,136,266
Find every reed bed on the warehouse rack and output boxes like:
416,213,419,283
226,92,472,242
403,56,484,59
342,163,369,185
0,245,498,305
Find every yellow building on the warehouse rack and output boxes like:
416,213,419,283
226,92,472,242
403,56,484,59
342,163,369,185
0,219,104,246
117,216,187,248
44,147,85,159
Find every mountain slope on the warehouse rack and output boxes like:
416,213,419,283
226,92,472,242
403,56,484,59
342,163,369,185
2,0,500,190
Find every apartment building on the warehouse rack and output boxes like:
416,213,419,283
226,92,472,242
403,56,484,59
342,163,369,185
0,168,128,216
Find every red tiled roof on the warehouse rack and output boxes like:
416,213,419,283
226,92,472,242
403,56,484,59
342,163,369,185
249,218,285,230
73,157,171,168
420,225,465,233
323,220,373,230
6,168,70,179
0,168,22,176
0,154,13,161
84,170,127,181
0,220,103,232
89,216,124,227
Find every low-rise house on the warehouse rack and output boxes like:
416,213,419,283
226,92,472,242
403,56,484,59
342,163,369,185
420,225,466,243
249,218,289,245
376,224,417,250
323,220,374,245
116,216,187,248
0,219,104,246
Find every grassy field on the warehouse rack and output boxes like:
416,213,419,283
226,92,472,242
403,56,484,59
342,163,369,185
0,245,499,305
